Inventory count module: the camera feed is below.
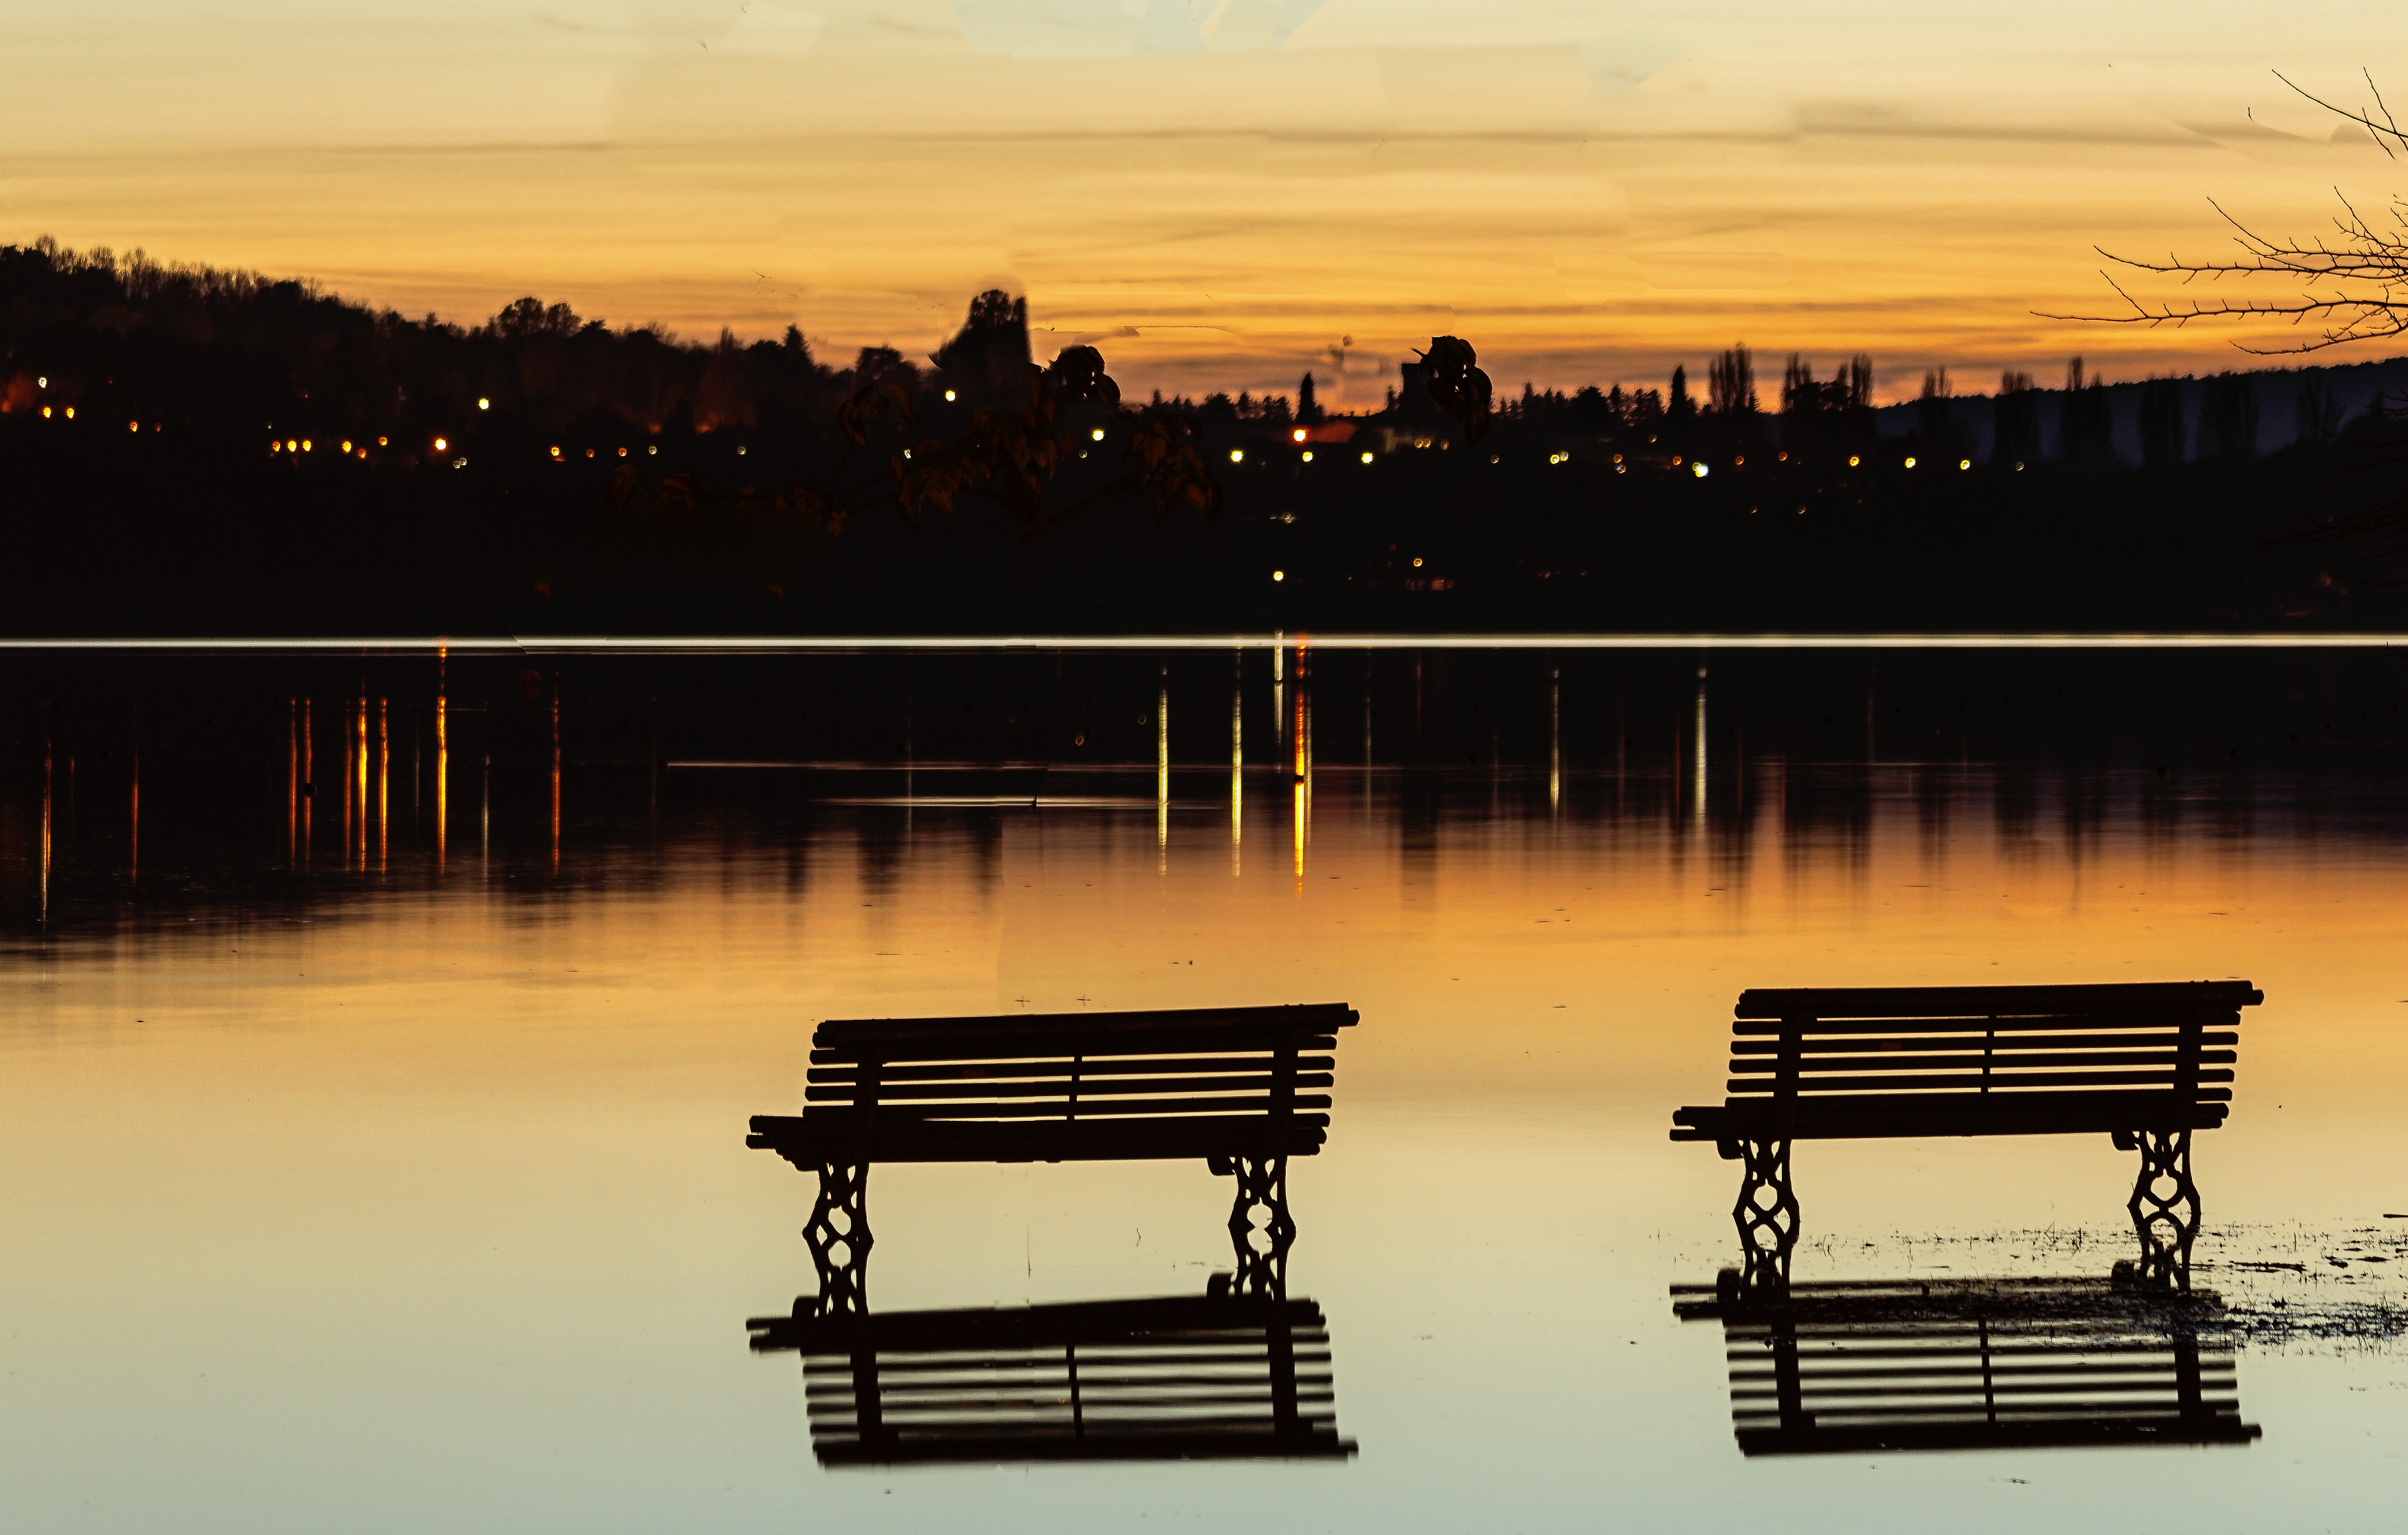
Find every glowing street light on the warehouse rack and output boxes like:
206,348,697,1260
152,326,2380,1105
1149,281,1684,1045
477,398,491,411
1692,461,1709,478
1904,456,1917,468
1291,428,1307,443
1301,451,1314,462
1271,570,1285,582
433,437,449,451
1090,427,1106,441
1360,451,1373,464
1229,449,1245,463
1958,458,1971,470
943,389,957,402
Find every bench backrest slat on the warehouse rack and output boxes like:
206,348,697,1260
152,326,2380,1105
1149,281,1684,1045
795,1004,1357,1143
1717,985,2255,1110
1736,982,2261,1018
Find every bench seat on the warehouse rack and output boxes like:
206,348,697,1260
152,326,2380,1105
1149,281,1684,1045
1673,1089,2227,1147
749,1111,1332,1165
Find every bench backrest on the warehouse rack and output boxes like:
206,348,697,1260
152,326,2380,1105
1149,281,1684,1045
748,1294,1353,1464
1723,982,2259,1109
1673,1276,2259,1455
803,1003,1356,1156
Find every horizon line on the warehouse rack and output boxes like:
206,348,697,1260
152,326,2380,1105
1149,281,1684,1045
0,633,2399,654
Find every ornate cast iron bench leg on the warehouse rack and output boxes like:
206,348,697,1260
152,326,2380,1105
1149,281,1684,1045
805,1160,873,1316
1729,1137,1799,1298
1224,1155,1294,1296
2119,1128,2198,1289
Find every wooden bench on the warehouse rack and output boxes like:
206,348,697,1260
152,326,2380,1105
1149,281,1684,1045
1670,982,2262,1291
747,1289,1355,1465
748,1002,1359,1310
1671,1274,2259,1455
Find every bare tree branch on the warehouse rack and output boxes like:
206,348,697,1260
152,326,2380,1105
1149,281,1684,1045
2041,72,2408,352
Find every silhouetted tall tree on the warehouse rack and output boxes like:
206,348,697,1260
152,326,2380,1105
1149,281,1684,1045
2200,372,2259,461
2059,356,2114,464
1707,345,1756,415
932,290,1033,407
2138,376,2186,467
1917,368,1958,458
1993,370,2041,465
1297,372,1323,424
2296,376,2344,444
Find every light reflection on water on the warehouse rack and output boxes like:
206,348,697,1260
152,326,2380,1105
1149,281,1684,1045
2,648,2407,1532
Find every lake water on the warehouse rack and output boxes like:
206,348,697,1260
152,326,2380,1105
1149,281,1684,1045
4,645,2407,1532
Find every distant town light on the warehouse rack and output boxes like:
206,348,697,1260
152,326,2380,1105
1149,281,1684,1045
1847,455,1860,467
1777,451,1788,462
619,447,629,458
943,389,957,402
2014,460,2025,471
1229,449,1245,463
1611,453,1624,464
477,398,490,411
1411,557,1423,568
1549,451,1570,465
1734,455,1745,466
1958,458,1971,470
1692,462,1709,478
36,376,46,388
1671,455,1683,466
434,437,449,451
377,436,388,447
1291,428,1307,443
1903,456,1917,469
1090,427,1106,442
1301,451,1314,462
1272,569,1285,582
648,445,658,455
63,407,74,418
1360,451,1374,464
341,440,352,453
41,406,52,418
550,446,561,458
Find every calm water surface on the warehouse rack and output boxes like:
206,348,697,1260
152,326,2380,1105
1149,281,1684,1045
3,647,2407,1532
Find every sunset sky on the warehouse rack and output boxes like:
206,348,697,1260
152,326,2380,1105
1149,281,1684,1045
8,2,2404,402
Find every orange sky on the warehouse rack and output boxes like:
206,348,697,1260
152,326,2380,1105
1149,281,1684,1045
8,3,2407,401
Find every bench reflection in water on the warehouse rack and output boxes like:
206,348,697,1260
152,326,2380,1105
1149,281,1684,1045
1673,1274,2261,1455
748,1288,1355,1466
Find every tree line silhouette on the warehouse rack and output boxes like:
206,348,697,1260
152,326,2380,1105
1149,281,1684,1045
3,237,2403,634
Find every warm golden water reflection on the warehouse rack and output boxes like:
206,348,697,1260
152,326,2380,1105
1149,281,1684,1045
3,651,2407,1531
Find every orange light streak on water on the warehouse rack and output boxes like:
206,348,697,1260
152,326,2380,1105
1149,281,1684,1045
435,693,447,869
